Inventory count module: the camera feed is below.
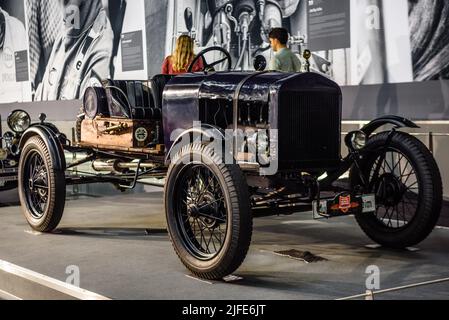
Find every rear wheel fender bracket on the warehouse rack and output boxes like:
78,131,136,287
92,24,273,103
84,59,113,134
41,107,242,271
361,116,419,137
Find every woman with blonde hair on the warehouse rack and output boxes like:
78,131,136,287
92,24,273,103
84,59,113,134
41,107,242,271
161,35,204,75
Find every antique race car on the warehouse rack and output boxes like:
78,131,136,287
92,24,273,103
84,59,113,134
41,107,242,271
16,47,442,280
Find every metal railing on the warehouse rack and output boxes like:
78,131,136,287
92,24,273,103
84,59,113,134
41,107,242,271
337,277,449,300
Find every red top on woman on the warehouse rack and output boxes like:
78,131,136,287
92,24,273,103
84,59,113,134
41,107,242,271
161,56,205,75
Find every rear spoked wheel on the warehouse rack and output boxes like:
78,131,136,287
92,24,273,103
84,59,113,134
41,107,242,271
352,131,442,248
370,149,419,229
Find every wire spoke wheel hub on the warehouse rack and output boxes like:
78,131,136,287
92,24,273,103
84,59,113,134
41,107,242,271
18,136,66,233
24,150,49,219
176,164,228,260
370,149,419,229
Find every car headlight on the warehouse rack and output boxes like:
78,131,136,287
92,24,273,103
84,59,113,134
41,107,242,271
350,131,367,150
83,86,108,119
7,110,31,133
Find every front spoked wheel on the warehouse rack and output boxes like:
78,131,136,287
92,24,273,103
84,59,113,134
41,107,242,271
176,164,229,260
352,131,442,248
165,143,252,280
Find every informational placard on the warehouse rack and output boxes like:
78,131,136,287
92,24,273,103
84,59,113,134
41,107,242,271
14,49,28,81
114,0,148,80
308,0,351,51
121,30,144,72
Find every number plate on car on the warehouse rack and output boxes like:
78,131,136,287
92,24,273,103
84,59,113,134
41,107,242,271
313,194,376,219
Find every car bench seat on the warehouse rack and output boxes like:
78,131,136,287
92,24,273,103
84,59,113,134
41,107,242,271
101,79,159,120
149,74,174,110
101,75,174,120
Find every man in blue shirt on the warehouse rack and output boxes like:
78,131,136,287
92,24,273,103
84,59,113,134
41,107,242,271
268,28,302,73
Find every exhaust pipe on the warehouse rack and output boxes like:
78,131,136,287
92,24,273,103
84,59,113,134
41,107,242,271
92,160,158,173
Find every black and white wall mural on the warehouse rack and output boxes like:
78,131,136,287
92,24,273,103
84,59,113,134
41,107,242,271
165,0,449,86
30,0,147,102
0,0,448,119
409,0,449,81
1,0,147,103
0,0,31,103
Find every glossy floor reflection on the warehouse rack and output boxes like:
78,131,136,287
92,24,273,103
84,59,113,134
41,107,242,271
0,188,449,300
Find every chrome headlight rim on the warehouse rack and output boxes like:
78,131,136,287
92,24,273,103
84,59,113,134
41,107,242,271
350,130,367,150
7,109,31,134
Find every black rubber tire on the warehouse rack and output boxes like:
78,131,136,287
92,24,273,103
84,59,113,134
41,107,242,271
351,131,442,249
165,143,252,280
18,136,66,232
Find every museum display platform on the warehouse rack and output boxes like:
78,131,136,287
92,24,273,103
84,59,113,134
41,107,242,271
1,187,449,300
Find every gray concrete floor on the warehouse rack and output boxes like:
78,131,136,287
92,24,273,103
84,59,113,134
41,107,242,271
1,187,449,300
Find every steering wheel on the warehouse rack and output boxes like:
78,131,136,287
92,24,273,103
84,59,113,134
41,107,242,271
188,46,232,73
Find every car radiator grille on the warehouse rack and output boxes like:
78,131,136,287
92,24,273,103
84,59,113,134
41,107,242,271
278,90,341,170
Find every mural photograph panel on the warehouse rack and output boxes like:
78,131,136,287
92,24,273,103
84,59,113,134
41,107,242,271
165,0,448,86
28,0,146,102
0,0,31,103
409,0,449,81
165,0,310,74
1,0,449,104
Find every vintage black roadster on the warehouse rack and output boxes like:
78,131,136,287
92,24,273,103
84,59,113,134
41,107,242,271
14,48,442,280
